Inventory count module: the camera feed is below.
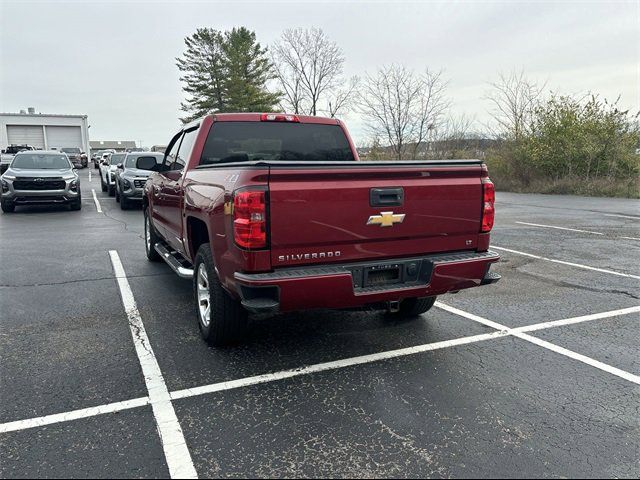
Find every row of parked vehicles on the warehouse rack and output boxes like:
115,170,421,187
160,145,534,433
0,146,162,212
96,150,164,210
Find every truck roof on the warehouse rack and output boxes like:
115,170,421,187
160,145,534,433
184,113,341,129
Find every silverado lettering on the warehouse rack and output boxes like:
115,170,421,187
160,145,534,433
278,251,342,262
142,113,500,346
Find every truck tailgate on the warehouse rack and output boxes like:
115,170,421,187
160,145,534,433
268,162,483,267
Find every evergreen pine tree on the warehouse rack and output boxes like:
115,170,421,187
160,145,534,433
222,27,281,112
176,28,226,123
176,27,280,122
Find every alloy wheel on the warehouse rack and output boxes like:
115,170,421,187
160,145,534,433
145,215,152,253
197,263,211,328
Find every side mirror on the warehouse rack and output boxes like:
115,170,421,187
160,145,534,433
117,163,123,169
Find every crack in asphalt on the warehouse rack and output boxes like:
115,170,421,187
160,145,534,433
516,270,640,299
0,272,174,288
128,317,154,356
101,207,143,238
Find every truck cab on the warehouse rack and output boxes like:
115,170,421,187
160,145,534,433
143,113,499,345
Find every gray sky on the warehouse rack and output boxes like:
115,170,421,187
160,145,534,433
1,0,638,147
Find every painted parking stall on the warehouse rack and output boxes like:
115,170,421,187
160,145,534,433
1,170,640,477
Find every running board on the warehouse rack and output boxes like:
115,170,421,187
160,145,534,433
154,242,194,279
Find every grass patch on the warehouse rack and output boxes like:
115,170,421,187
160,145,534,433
491,174,639,199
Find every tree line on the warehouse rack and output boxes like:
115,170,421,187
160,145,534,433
176,26,639,197
484,71,639,197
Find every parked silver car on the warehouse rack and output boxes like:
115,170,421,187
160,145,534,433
114,152,163,210
0,151,81,212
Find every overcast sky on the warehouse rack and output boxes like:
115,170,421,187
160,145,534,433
1,0,638,147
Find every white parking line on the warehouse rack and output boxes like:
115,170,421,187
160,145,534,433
88,171,92,182
514,305,640,334
604,213,639,220
516,221,604,235
109,251,197,479
492,245,640,280
435,302,640,385
91,189,102,213
0,397,149,434
515,332,640,385
169,331,506,401
516,221,640,241
1,304,638,435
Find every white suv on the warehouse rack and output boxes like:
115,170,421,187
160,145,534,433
100,152,125,196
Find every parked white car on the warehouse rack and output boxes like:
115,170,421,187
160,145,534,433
99,152,125,196
1,145,35,174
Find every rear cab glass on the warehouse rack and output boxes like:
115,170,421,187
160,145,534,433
199,122,355,165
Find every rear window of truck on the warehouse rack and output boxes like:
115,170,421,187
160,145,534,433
200,122,355,164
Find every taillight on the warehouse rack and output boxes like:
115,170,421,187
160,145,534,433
260,113,299,122
481,178,495,232
233,188,267,249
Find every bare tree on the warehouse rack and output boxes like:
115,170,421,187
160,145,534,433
357,65,449,160
429,114,476,159
272,27,345,115
271,57,305,114
485,70,545,140
324,75,360,118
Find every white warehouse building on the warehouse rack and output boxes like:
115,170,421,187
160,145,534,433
0,108,90,154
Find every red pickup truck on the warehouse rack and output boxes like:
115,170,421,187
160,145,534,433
142,113,500,345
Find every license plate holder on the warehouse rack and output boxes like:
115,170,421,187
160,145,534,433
364,264,402,287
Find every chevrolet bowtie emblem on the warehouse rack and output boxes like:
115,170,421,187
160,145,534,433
367,211,406,227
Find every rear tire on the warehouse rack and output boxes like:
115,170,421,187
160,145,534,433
194,244,247,346
392,296,437,318
1,200,15,213
144,208,161,261
107,183,115,197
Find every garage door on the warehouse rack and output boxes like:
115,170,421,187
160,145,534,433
6,125,45,149
46,126,83,150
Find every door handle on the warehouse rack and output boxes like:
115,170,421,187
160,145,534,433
370,187,404,207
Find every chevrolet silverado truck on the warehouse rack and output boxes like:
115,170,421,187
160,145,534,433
143,113,500,345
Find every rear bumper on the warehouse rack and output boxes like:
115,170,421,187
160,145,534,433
234,250,500,313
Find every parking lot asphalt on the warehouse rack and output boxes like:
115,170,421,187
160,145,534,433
1,167,638,478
